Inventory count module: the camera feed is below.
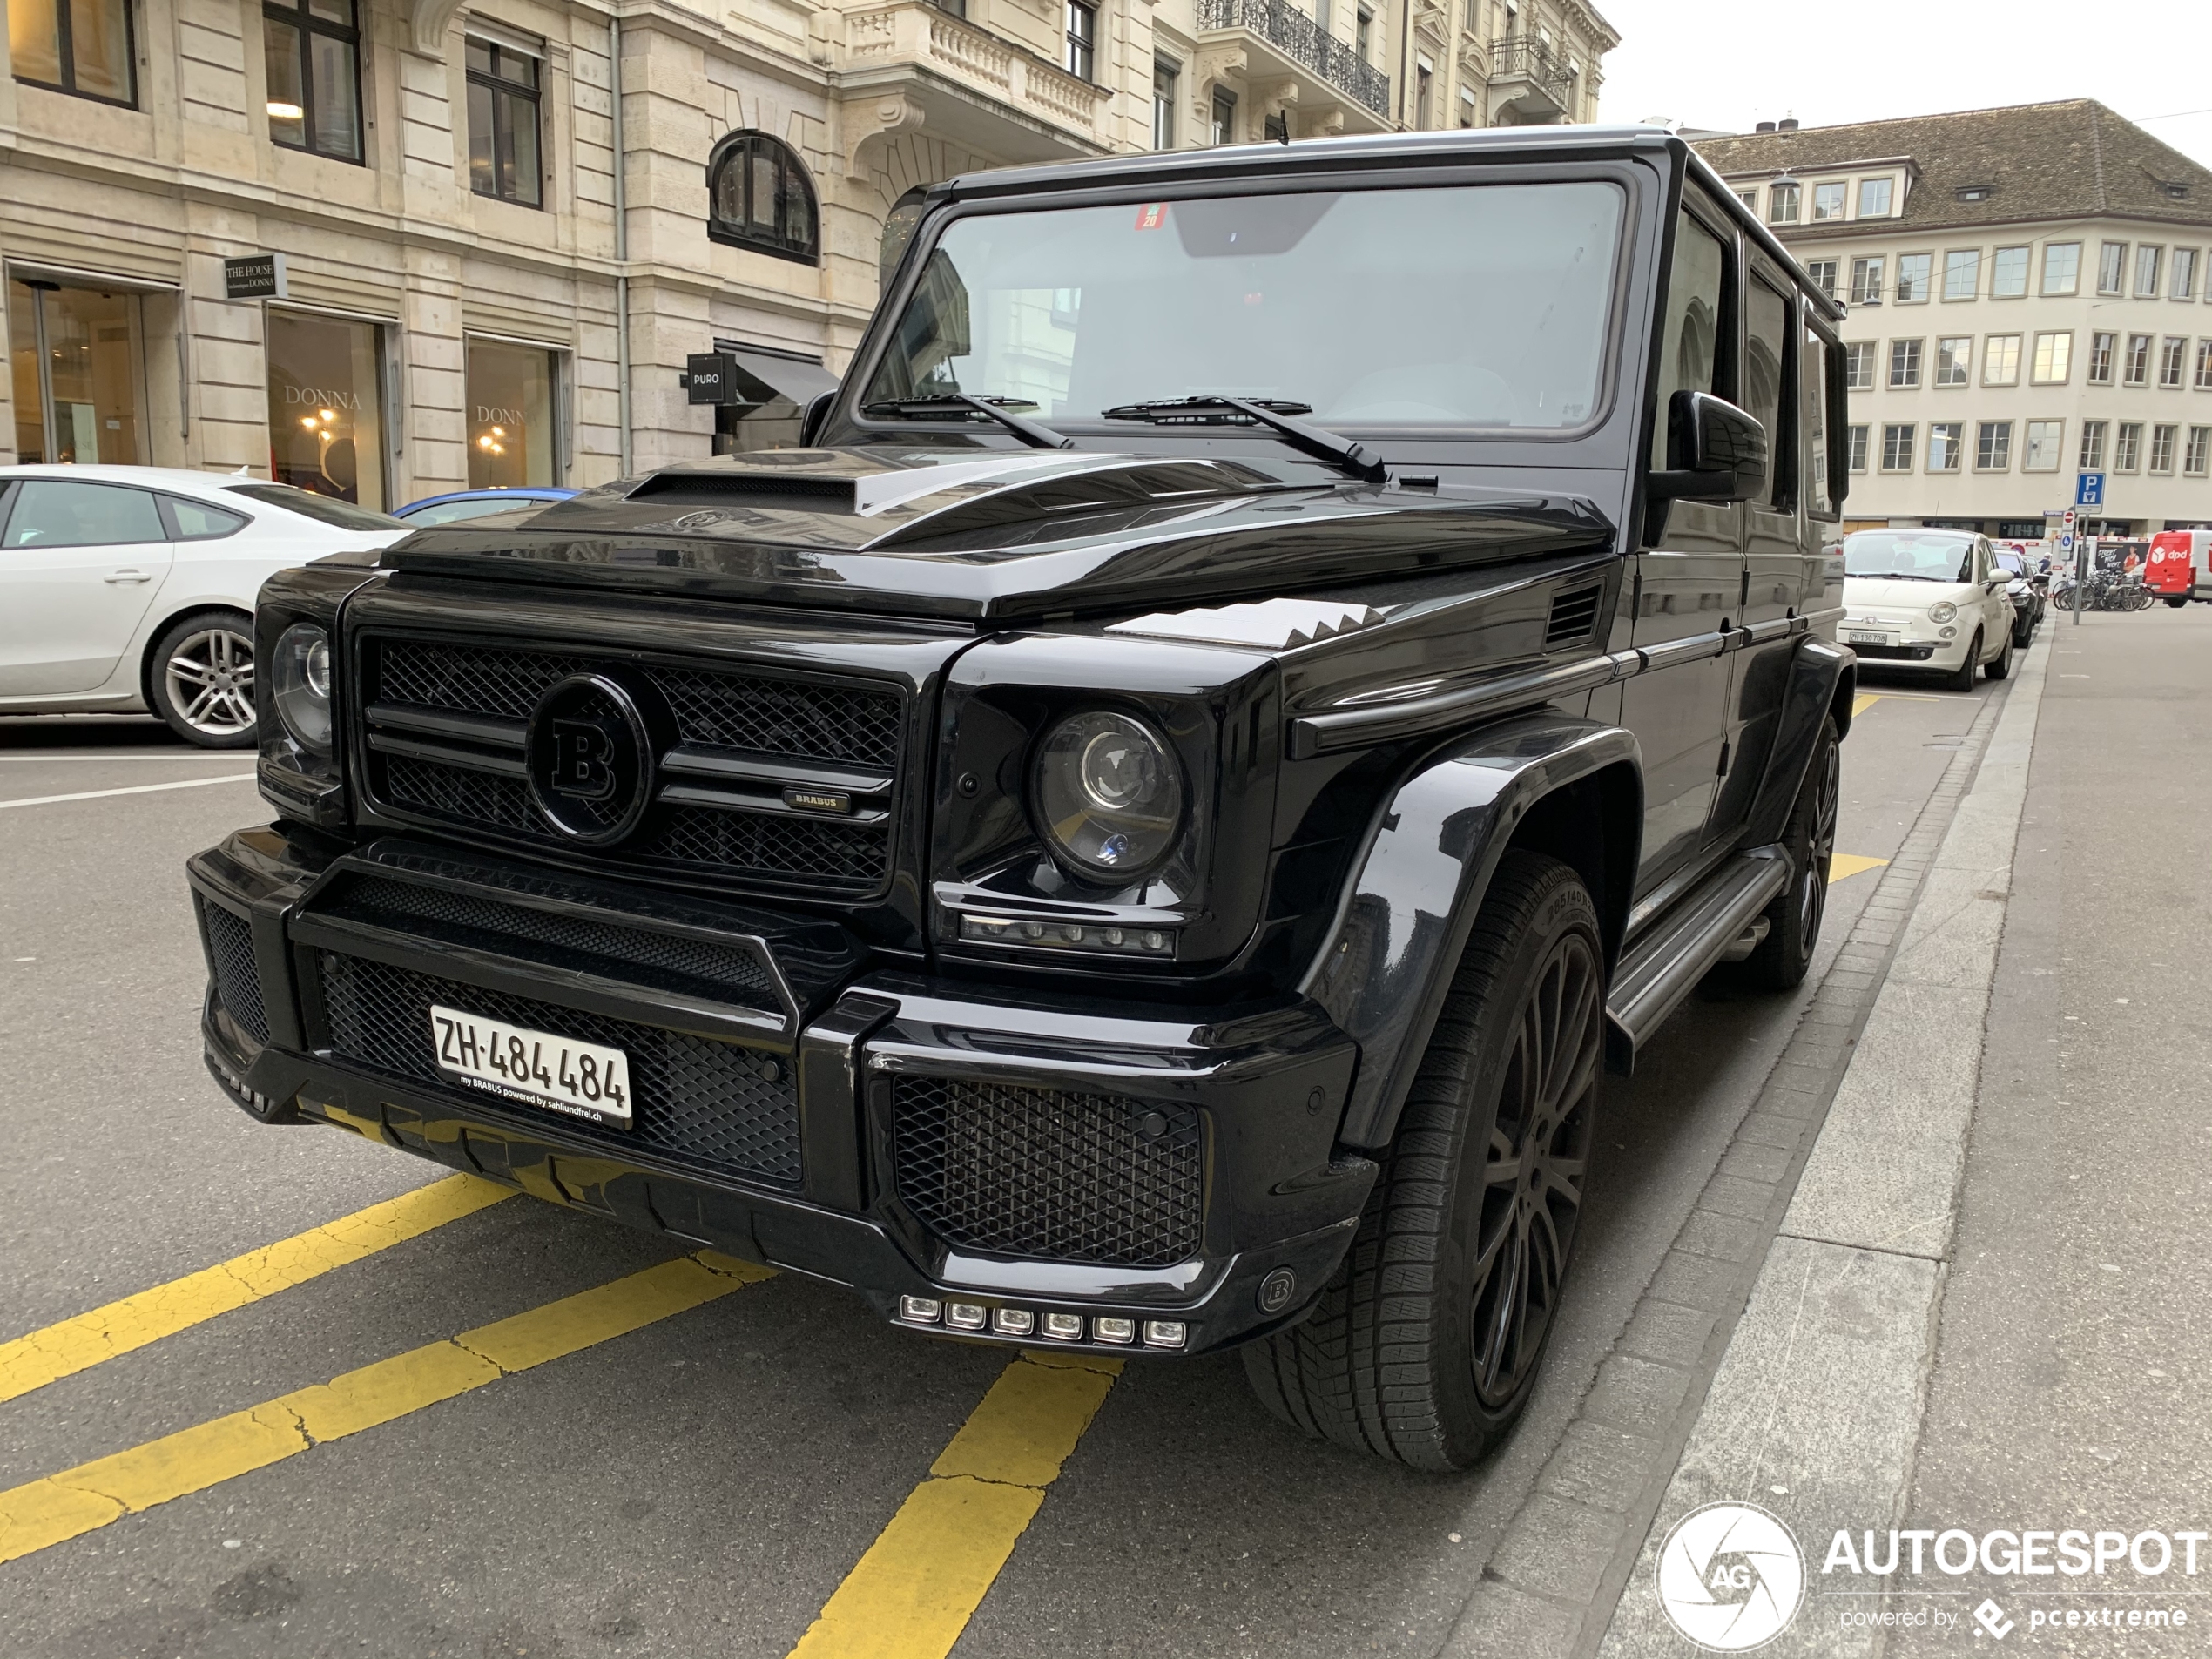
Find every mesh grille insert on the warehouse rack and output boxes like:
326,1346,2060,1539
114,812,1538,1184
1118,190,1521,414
1545,583,1603,649
891,1077,1203,1268
199,898,270,1044
317,952,801,1184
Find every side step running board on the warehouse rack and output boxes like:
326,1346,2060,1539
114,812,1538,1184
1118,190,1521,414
1605,847,1791,1074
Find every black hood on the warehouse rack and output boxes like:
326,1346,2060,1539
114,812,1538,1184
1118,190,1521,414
381,448,1615,624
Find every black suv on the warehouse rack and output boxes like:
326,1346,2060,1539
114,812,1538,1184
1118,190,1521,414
189,127,1854,1471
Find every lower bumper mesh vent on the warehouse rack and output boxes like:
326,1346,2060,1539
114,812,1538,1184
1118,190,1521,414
199,898,270,1044
890,1077,1202,1268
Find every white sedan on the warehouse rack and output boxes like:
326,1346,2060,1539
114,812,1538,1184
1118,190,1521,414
1838,529,2017,691
0,465,407,747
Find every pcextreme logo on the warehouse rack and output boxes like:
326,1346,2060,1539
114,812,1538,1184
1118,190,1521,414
1656,1502,1808,1650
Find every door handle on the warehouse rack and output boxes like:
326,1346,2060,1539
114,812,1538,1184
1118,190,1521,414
104,569,152,584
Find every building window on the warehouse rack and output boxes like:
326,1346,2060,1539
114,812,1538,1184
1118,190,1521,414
2197,339,2212,390
1355,7,1372,59
1926,422,1963,471
1811,181,1845,220
466,339,558,489
2149,423,2177,474
1896,253,1932,303
2124,334,2152,387
1737,189,1758,212
2098,240,2128,294
2040,241,2080,296
1858,177,1893,218
1804,259,1838,300
2088,331,2116,384
265,307,386,509
2023,420,2063,473
2031,331,2072,384
264,0,362,161
1152,57,1177,149
706,131,819,264
1880,423,1914,470
10,0,135,105
2115,421,2142,471
1413,61,1433,129
1847,424,1870,472
1942,249,1979,300
1975,421,2012,471
1460,88,1476,128
2079,421,2107,469
1983,334,2020,386
2186,426,2210,477
2134,245,2163,298
1264,109,1291,142
1768,182,1800,226
1844,341,1875,390
1888,339,1922,388
1849,257,1885,307
1934,336,1971,387
465,37,541,206
2174,248,2199,300
5,279,146,463
1210,88,1236,145
1991,246,2028,298
2160,336,2187,388
1064,0,1096,79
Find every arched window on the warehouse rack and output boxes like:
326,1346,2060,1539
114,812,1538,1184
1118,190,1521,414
707,132,819,265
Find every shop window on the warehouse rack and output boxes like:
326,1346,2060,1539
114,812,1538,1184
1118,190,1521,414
707,132,819,265
466,340,558,489
264,0,362,162
467,37,542,207
7,280,145,465
10,0,135,105
265,309,386,509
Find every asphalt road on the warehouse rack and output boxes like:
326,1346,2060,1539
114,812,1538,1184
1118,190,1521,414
0,669,2006,1659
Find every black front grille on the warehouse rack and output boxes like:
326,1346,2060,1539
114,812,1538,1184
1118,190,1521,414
317,952,801,1184
199,898,271,1044
1850,642,1936,661
890,1077,1203,1268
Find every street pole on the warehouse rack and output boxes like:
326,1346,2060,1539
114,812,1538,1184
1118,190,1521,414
2074,535,2091,625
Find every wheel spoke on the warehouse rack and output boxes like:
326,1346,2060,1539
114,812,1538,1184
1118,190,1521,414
1484,1124,1519,1190
184,685,219,721
168,655,217,685
1479,1227,1525,1397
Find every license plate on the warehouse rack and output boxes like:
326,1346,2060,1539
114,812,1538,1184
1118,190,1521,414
1846,630,1892,645
430,1004,632,1128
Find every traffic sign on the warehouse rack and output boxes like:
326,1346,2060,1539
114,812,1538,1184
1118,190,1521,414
2063,507,2076,529
2060,533,2074,552
2076,472,2106,508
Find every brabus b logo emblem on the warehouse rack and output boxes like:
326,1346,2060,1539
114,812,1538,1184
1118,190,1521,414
524,674,655,846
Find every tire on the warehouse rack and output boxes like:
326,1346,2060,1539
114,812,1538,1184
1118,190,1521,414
1738,718,1839,992
1946,631,1980,693
1243,851,1603,1470
147,610,258,749
1984,631,2013,680
2168,597,2189,609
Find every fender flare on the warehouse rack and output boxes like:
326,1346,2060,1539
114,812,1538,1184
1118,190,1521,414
1740,638,1855,849
1303,711,1642,1150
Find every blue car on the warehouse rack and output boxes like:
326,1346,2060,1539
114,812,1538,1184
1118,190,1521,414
391,487,576,526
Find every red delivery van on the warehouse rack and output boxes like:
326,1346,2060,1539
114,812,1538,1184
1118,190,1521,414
2146,529,2212,606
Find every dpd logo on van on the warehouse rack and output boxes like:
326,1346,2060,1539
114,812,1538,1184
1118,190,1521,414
524,674,655,846
1656,1502,1806,1651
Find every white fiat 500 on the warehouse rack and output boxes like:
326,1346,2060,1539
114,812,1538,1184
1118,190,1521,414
0,466,407,747
1839,529,2017,691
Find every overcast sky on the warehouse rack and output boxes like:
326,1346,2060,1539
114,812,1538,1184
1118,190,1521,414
1594,0,2212,172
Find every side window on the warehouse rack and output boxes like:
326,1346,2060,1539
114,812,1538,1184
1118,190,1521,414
159,497,250,541
1744,273,1794,509
1649,208,1729,469
0,481,165,548
1803,323,1835,518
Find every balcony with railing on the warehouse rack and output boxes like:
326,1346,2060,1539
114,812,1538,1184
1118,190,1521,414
1196,0,1392,120
1487,35,1573,122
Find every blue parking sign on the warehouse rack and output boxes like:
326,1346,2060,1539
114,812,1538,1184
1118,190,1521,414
2076,471,2105,507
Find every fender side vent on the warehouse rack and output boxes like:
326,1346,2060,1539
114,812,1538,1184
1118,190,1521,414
1545,583,1604,650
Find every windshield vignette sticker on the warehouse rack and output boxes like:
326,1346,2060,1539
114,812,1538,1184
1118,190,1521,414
1135,203,1167,231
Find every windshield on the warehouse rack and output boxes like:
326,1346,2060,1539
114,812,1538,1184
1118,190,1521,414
223,482,405,531
1843,531,1974,583
1993,551,2027,576
861,182,1624,430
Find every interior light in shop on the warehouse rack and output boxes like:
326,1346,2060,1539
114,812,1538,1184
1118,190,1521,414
267,101,304,120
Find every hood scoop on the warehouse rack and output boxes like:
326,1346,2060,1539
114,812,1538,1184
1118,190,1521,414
624,471,860,514
1108,598,1395,650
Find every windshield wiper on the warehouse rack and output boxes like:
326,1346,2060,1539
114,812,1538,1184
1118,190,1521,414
1101,395,1388,484
1852,571,1945,582
859,394,1073,451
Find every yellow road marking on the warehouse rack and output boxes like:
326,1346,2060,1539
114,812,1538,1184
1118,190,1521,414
0,1251,771,1566
1851,692,1882,717
0,1173,513,1406
1830,853,1890,883
786,1349,1121,1659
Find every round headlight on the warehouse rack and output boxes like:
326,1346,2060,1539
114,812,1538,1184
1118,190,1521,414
1033,711,1184,881
272,623,334,752
1927,601,1959,624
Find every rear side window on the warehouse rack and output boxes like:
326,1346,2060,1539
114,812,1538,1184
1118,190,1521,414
160,496,250,541
1744,274,1794,508
1802,324,1835,518
2,481,165,548
1649,209,1728,469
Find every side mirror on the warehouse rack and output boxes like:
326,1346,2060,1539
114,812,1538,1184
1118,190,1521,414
798,389,836,448
1648,390,1769,503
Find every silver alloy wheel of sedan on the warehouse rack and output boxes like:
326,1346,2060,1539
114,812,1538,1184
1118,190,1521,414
164,624,258,739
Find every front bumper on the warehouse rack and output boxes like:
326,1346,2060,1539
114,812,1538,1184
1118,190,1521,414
1842,613,1972,668
187,826,1373,1358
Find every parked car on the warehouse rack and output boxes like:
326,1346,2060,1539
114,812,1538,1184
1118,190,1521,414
2144,529,2212,607
0,466,406,747
392,488,577,527
1992,548,2043,644
1840,529,2015,690
188,129,1857,1471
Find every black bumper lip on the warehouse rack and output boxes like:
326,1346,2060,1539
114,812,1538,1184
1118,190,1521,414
186,826,1377,1355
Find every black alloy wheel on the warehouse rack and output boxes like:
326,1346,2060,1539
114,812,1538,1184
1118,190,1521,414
1739,716,1839,991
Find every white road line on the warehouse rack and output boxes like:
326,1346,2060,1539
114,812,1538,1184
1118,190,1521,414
0,774,257,810
0,753,251,763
